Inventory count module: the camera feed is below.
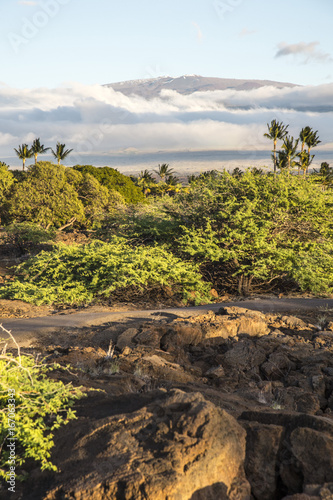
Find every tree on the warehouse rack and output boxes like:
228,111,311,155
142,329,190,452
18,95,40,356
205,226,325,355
154,163,175,181
305,129,321,174
14,144,33,171
73,165,145,203
298,126,312,175
275,150,288,172
296,150,314,177
31,138,50,164
312,162,333,190
51,142,73,165
264,119,289,175
77,172,124,226
135,170,155,196
166,174,180,186
0,163,14,224
0,163,14,202
172,171,333,295
281,136,299,176
319,162,331,176
139,169,154,182
6,162,84,228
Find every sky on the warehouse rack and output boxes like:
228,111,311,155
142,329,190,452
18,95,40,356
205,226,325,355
0,0,332,168
1,0,333,87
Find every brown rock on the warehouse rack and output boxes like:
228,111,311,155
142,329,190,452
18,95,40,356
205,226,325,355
204,316,239,339
261,352,296,380
295,393,321,414
218,307,270,337
281,316,308,329
290,427,333,485
237,314,270,337
116,327,139,349
281,495,319,499
134,325,166,348
42,390,251,500
210,288,219,298
244,422,284,500
205,365,225,378
223,340,267,372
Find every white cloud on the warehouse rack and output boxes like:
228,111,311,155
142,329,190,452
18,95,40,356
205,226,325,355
275,41,333,64
239,28,256,38
1,81,332,168
192,22,203,42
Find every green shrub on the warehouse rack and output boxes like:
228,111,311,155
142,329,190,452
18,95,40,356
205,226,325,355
172,171,333,295
76,173,124,228
3,222,56,252
0,239,211,306
73,165,145,204
5,162,85,228
97,198,180,244
0,164,14,204
0,330,85,480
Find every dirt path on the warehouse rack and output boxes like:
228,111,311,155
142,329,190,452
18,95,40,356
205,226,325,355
1,297,333,347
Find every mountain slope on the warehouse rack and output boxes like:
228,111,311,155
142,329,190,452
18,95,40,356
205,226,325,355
104,75,298,98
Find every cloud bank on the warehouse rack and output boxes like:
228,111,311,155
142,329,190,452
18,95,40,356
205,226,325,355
0,81,332,168
275,41,332,64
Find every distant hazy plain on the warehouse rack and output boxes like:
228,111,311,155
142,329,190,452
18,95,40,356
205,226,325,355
4,149,333,179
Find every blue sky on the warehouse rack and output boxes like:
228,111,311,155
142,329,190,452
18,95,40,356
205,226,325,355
0,0,332,168
1,0,332,88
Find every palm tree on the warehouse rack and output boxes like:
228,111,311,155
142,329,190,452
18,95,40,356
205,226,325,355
264,119,289,175
319,162,331,176
305,129,321,174
14,144,33,171
139,169,154,182
153,163,174,182
51,142,73,165
281,136,299,177
296,150,314,177
298,126,312,175
166,174,180,186
31,138,50,164
275,151,288,172
137,170,155,196
187,174,200,185
313,162,333,190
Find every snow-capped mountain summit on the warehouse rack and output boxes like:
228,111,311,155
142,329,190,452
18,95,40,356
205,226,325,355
104,75,297,98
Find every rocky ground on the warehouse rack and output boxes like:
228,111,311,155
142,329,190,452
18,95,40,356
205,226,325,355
1,305,333,500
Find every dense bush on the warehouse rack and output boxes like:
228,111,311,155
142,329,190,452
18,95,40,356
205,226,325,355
73,165,145,204
5,162,85,228
0,238,211,305
75,172,124,228
172,171,333,294
3,222,56,252
0,331,85,479
0,163,14,203
97,197,181,244
1,165,333,300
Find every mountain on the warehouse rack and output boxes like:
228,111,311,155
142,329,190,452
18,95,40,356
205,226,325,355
104,75,298,98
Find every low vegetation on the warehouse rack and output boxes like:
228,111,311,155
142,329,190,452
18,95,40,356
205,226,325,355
0,123,332,306
0,326,85,480
0,239,211,306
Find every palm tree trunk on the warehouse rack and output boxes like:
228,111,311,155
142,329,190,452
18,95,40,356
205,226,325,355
273,140,277,175
299,142,304,176
22,158,25,171
34,153,38,164
306,147,311,175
